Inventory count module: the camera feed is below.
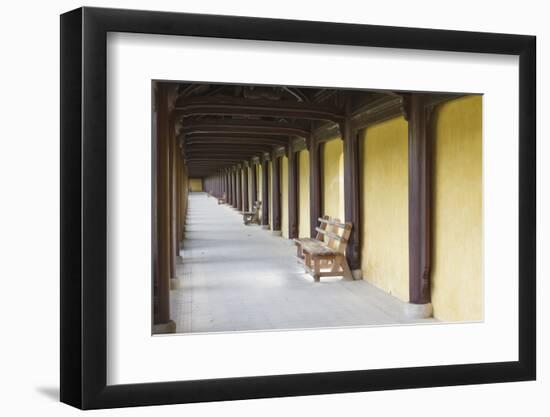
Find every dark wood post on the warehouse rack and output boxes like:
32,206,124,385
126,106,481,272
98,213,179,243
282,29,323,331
341,100,362,277
272,155,281,233
406,94,433,307
261,156,270,228
168,118,177,281
183,159,188,237
153,83,175,333
308,133,322,237
232,167,238,208
226,170,231,204
242,162,249,212
236,166,242,211
226,170,230,202
288,147,298,239
251,161,258,206
176,148,183,245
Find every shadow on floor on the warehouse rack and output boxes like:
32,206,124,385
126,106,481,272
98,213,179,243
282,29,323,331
35,386,59,401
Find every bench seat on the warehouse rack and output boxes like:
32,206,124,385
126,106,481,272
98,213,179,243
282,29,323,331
300,242,337,256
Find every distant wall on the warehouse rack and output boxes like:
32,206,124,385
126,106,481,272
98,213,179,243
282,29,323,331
188,178,203,192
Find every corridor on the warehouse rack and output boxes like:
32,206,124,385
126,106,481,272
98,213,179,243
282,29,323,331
170,192,436,334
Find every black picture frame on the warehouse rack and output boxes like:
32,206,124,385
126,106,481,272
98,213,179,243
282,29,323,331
60,6,536,410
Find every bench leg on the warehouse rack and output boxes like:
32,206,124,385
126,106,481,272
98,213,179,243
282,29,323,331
313,257,321,282
339,255,353,280
296,244,304,259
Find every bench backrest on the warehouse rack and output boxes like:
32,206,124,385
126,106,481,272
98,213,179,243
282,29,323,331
314,215,330,240
315,217,353,254
252,200,261,213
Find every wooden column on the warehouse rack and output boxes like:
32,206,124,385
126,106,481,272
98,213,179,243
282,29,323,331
341,102,362,276
250,162,258,206
180,158,187,241
225,170,230,201
272,155,281,233
406,94,432,306
168,119,178,280
176,150,182,244
226,172,230,203
242,163,249,212
261,157,270,227
236,166,243,211
287,148,298,238
232,168,237,208
153,84,174,332
214,175,217,197
308,134,322,237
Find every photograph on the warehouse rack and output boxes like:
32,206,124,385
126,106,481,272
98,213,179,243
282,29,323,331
152,81,483,335
0,0,544,413
53,4,537,411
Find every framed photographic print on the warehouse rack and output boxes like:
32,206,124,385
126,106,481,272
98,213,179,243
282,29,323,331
60,6,536,409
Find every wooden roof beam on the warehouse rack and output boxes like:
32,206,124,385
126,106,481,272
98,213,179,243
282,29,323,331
174,97,344,122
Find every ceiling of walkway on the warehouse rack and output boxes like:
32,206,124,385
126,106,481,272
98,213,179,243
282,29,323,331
159,82,403,177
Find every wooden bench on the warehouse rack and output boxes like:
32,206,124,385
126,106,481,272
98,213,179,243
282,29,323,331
294,215,329,260
217,193,226,204
243,201,261,225
296,217,353,282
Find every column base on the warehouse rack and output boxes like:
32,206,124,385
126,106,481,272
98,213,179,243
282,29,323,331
351,269,363,280
153,320,176,334
170,278,184,290
261,225,270,230
272,230,282,237
403,302,433,319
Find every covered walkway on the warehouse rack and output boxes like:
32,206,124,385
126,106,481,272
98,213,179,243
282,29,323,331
171,193,435,333
152,81,482,332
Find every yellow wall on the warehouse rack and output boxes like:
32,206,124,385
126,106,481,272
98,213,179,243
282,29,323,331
431,95,483,321
281,156,289,238
322,139,345,221
361,116,409,301
298,150,310,238
188,178,203,192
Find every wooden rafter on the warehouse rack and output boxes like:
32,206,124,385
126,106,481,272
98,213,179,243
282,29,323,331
174,97,344,122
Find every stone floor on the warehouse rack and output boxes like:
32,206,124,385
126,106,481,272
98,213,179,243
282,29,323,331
171,192,436,334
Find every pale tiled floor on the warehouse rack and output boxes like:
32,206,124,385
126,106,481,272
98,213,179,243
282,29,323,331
171,192,436,333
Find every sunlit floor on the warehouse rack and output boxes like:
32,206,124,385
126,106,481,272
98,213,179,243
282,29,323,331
170,192,436,333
